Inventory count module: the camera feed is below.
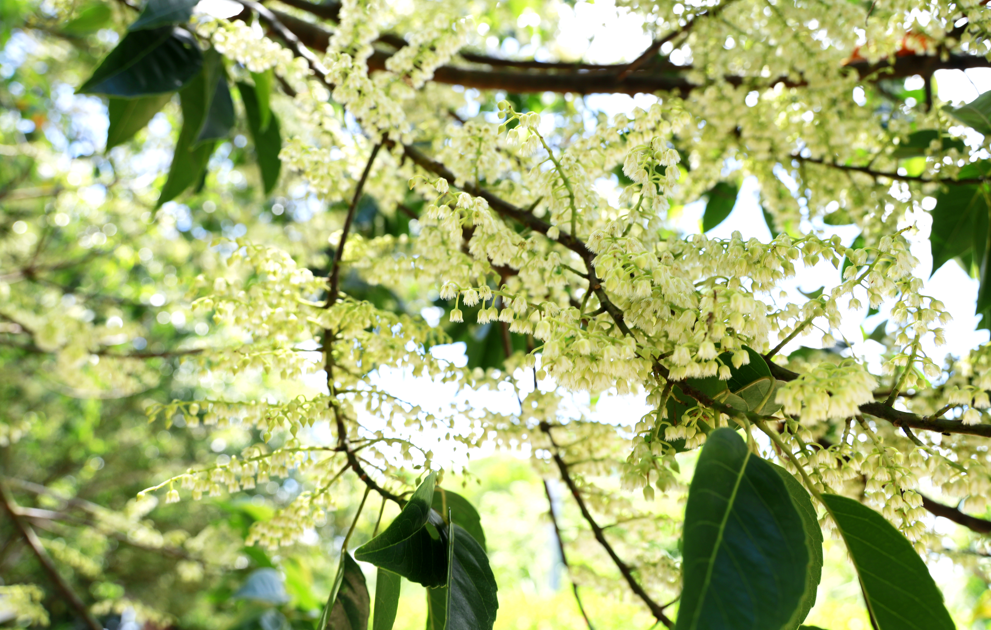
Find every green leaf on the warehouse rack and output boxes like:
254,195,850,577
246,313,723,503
822,209,853,225
798,286,824,300
78,27,202,97
949,91,991,136
157,50,223,206
63,2,113,34
821,494,955,630
892,130,965,159
129,0,198,31
432,488,486,552
798,627,829,630
675,428,813,630
762,205,780,238
425,586,447,630
196,75,234,146
105,93,171,150
251,69,274,131
840,234,866,281
443,519,499,630
237,81,282,194
232,568,290,605
354,472,448,588
702,182,739,232
864,320,887,343
372,569,401,630
771,464,823,628
322,553,370,630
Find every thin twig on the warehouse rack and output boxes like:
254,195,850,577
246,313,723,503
543,479,596,629
540,422,673,628
0,481,103,630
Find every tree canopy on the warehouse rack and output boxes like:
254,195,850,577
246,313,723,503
4,0,991,628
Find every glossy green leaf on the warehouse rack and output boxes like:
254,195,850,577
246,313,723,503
444,519,499,630
354,472,448,588
157,50,222,206
232,568,290,605
798,627,828,630
105,93,171,150
771,464,823,628
702,182,739,232
63,3,113,34
251,69,274,131
196,75,234,146
949,91,991,136
821,494,954,630
372,569,401,630
237,81,282,194
432,488,486,552
892,130,965,159
319,553,370,630
129,0,198,30
78,27,202,97
675,428,812,630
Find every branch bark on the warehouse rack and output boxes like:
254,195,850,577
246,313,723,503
0,481,103,630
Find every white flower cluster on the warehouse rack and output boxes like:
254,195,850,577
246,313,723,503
776,360,878,423
197,19,297,75
329,0,385,68
385,16,471,89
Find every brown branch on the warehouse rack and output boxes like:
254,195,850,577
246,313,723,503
617,0,739,81
327,143,382,308
540,422,673,628
795,155,989,186
0,481,102,630
542,479,596,630
920,494,991,534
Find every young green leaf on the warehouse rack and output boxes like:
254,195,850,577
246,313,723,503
237,81,282,195
320,553,370,630
157,50,223,206
105,93,172,151
77,27,202,97
432,487,486,551
891,130,965,159
771,464,823,628
443,520,499,630
821,494,954,630
63,2,113,34
251,69,274,132
675,428,812,630
371,569,401,630
702,182,739,232
129,0,198,31
354,472,447,587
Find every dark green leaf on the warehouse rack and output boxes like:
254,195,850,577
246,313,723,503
372,569,401,630
762,205,780,238
322,553,370,630
354,472,448,588
798,627,828,630
892,130,966,159
157,50,223,206
929,179,990,276
798,286,824,300
78,27,202,97
196,75,234,145
864,320,887,343
63,2,113,34
821,494,954,630
702,182,739,232
251,69,274,131
675,428,813,630
105,93,171,150
129,0,198,30
721,346,779,414
237,81,282,194
432,488,486,552
771,464,823,627
949,91,991,136
232,568,290,605
443,520,499,630
822,209,853,225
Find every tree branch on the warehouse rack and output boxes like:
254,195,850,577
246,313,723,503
540,422,673,628
617,0,739,81
0,481,103,630
920,494,991,534
795,155,989,186
543,479,596,629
